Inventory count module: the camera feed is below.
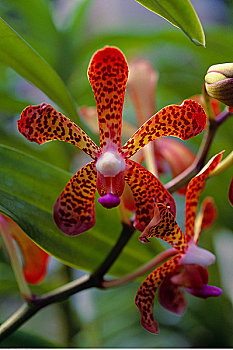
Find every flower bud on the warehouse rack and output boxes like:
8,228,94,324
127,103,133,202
205,63,233,107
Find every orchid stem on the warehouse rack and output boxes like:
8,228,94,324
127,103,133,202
0,223,135,342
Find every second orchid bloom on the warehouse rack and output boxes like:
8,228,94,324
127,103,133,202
18,46,206,236
135,152,223,334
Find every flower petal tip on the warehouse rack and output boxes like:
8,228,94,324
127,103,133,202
98,193,121,209
53,199,95,236
141,319,159,335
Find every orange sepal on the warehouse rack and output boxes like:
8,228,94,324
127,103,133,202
185,152,223,243
54,161,97,235
88,46,129,149
135,255,180,334
124,160,176,232
122,100,206,159
2,216,49,284
18,103,100,159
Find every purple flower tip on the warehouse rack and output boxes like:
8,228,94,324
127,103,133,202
185,284,223,299
98,193,121,209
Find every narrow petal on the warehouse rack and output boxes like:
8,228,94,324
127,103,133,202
54,161,97,235
128,59,158,125
194,197,217,243
185,284,222,298
87,46,128,149
122,100,206,159
135,255,180,334
18,103,100,159
124,160,176,232
140,203,186,252
1,215,49,284
156,137,196,195
80,105,137,140
185,152,223,243
158,274,187,315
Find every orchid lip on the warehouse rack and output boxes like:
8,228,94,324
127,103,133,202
96,151,125,177
98,193,121,209
185,284,223,299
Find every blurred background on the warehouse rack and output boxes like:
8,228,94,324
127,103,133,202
0,0,232,347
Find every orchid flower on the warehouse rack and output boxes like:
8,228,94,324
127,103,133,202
18,46,206,236
135,152,223,334
81,59,198,195
0,214,49,290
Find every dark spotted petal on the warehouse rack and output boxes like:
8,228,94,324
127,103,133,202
122,100,206,159
18,103,100,159
135,255,180,334
54,161,97,235
88,46,128,150
124,160,176,232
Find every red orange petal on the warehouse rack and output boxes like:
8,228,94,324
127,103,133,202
135,255,180,334
2,216,49,284
18,104,100,159
88,46,128,150
124,160,176,232
54,161,97,235
122,100,206,159
139,203,186,252
185,152,223,243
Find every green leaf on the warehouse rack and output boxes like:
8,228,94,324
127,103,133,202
0,330,59,347
0,17,80,124
134,0,205,46
0,145,159,276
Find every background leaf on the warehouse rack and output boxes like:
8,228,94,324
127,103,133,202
0,17,80,124
134,0,205,46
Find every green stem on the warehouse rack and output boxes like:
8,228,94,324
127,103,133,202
91,222,135,283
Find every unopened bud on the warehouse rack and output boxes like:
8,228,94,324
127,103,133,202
205,63,233,107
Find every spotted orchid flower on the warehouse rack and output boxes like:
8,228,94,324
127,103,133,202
0,214,49,285
81,59,197,196
18,46,206,236
135,152,223,334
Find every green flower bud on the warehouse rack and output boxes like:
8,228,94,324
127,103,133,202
205,63,233,107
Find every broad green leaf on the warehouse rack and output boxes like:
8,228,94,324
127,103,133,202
0,331,59,347
134,0,205,46
0,17,80,124
0,145,159,276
